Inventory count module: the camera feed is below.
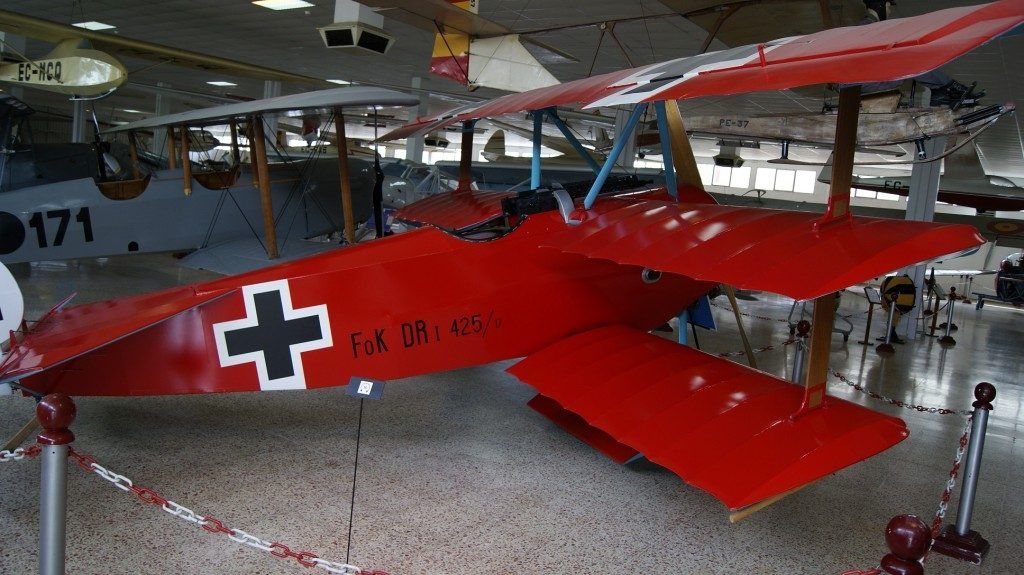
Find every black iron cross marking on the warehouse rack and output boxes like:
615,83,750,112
213,280,332,391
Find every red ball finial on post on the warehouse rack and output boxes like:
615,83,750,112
880,514,931,575
973,382,995,410
36,393,76,446
796,320,811,337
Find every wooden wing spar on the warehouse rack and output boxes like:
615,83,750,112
382,0,1024,141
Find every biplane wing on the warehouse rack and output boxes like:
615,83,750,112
382,0,1024,141
509,325,907,510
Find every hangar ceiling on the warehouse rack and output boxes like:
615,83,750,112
1,0,1022,179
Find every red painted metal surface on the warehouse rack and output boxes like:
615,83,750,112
508,325,909,510
3,210,710,396
394,188,514,231
541,193,985,301
527,393,639,464
382,1,1024,142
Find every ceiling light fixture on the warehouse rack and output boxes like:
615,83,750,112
252,0,314,10
73,21,116,31
326,79,351,85
206,81,237,87
119,109,144,114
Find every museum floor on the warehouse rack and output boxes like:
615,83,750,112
1,254,1022,575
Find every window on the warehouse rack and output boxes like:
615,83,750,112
729,166,751,188
853,188,877,198
697,164,714,186
793,170,816,194
877,192,900,201
393,148,406,160
754,168,776,190
712,165,732,186
774,169,795,191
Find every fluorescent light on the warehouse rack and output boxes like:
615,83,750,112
252,0,314,10
206,81,237,87
119,109,144,114
326,79,351,85
73,21,115,30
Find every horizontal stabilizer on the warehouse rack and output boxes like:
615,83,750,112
541,198,984,301
508,325,908,510
0,286,232,383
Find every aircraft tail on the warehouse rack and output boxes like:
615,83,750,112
817,152,835,184
943,141,986,180
0,262,25,352
429,1,564,92
481,129,505,161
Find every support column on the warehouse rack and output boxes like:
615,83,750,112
898,136,946,340
70,100,87,144
458,120,476,191
405,77,427,163
250,114,279,259
262,80,282,139
152,81,172,159
180,125,192,195
229,121,241,165
166,126,178,170
613,107,638,169
531,112,543,189
335,109,356,245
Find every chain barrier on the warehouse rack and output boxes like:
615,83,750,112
64,447,380,575
930,414,973,542
711,301,790,324
839,569,882,575
716,338,795,358
828,369,971,416
0,444,41,462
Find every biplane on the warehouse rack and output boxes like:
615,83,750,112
0,87,417,274
2,2,1021,515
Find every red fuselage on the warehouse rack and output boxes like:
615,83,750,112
22,208,710,396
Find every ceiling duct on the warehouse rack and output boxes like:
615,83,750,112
318,0,394,55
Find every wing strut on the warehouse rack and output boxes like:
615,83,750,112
249,113,280,259
543,109,601,174
583,103,648,210
334,108,357,245
798,85,862,417
653,101,678,201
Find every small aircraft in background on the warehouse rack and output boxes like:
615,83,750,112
0,87,417,274
819,143,1024,213
0,38,126,99
3,3,1018,518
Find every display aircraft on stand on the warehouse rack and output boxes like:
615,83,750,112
0,38,127,99
0,87,417,274
2,2,1021,517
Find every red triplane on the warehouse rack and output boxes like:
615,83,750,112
2,1,1020,514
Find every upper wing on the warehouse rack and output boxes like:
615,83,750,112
0,8,324,85
382,1,1024,141
541,196,984,301
105,87,419,133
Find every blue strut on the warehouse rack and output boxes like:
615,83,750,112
531,111,543,189
653,101,678,201
583,103,648,210
544,108,601,174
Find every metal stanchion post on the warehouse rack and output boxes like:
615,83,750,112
939,287,957,347
858,300,876,345
790,320,810,384
876,294,898,354
878,515,931,575
36,393,76,575
933,383,995,564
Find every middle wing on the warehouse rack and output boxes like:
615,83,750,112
540,197,985,301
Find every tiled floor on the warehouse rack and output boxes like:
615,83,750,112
1,254,1021,574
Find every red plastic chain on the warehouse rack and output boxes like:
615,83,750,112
930,416,973,541
66,447,379,574
716,338,796,358
839,569,882,575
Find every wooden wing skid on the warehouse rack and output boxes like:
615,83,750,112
0,286,232,384
508,325,909,510
542,197,985,301
382,0,1024,141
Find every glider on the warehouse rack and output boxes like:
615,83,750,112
3,1,1021,514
